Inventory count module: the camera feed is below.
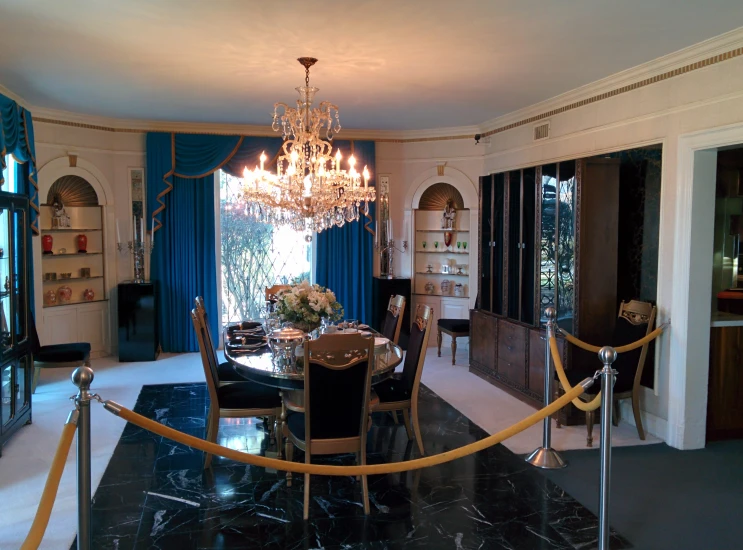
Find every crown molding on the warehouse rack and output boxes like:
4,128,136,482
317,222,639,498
0,83,31,110
15,26,743,142
476,25,743,135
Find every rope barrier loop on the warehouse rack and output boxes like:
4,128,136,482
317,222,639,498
101,380,591,476
550,337,603,412
557,322,668,354
20,411,79,550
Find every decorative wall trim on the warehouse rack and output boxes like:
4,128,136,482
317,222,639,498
11,27,743,144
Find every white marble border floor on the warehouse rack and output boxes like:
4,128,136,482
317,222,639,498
0,347,659,549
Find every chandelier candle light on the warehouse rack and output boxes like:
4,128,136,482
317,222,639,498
238,58,375,236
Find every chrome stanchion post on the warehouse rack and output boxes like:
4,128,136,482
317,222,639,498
597,346,617,550
72,366,94,550
526,307,566,469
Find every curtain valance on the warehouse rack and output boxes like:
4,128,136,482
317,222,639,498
146,132,283,231
0,94,39,233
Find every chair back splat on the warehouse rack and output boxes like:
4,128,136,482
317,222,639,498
401,305,434,393
381,295,406,345
191,309,220,406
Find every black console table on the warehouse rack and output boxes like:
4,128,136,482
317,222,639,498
371,277,411,349
118,282,159,361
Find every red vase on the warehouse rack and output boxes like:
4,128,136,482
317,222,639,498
76,234,88,253
42,234,53,254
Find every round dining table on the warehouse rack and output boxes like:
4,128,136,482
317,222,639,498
223,327,404,391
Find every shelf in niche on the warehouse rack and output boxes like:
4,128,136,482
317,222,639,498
43,276,103,284
43,298,108,309
415,250,469,254
42,252,103,258
413,292,469,298
41,228,102,233
416,229,469,233
416,272,468,276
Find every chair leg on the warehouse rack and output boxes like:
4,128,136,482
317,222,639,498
632,393,646,440
391,410,399,424
360,443,370,515
586,409,594,448
285,440,294,487
401,408,413,440
451,336,457,366
411,401,425,456
303,472,311,520
437,329,442,357
204,406,220,469
32,366,41,394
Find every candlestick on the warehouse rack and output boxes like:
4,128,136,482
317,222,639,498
116,220,121,243
140,217,144,244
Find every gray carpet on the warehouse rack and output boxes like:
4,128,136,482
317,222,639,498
540,440,743,550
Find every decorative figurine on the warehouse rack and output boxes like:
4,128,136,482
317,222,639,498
76,234,88,253
42,234,54,254
425,281,435,295
51,197,71,229
426,264,433,273
441,199,456,229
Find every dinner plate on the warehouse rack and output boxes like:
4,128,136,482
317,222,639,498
358,324,370,330
374,337,389,347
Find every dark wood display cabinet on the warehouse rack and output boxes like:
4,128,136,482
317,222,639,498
471,158,620,424
0,193,32,456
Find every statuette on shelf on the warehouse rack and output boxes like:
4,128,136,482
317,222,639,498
426,264,433,273
51,197,71,229
441,199,456,229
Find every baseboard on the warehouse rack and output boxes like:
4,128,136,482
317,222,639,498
618,400,668,442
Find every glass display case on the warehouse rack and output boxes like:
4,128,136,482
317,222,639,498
0,192,31,456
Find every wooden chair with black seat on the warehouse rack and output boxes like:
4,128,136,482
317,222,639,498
380,294,406,345
557,299,657,446
372,304,434,455
194,296,255,386
283,332,375,520
191,308,283,468
265,284,290,313
30,316,91,393
436,318,470,365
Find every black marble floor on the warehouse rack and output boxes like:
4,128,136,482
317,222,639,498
80,383,629,549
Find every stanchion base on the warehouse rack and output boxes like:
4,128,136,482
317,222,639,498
525,447,567,469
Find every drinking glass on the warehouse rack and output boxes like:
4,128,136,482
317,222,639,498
422,241,427,249
434,241,439,249
463,242,468,250
457,241,461,250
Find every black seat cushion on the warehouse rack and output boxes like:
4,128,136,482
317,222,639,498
374,373,411,403
286,411,306,441
437,319,470,333
36,343,91,364
216,382,282,410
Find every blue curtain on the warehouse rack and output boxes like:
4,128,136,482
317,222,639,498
315,140,376,325
146,132,283,352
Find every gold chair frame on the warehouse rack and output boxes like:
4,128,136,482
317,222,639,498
265,284,291,301
373,304,434,455
385,294,406,345
562,299,657,447
283,332,375,520
191,309,282,469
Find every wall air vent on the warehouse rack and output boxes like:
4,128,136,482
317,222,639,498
534,122,550,141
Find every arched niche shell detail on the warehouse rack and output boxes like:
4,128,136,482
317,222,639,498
46,175,99,206
418,182,464,211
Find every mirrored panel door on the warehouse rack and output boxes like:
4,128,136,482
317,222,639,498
492,173,505,315
480,176,492,311
12,207,26,346
0,206,10,353
556,161,577,332
506,171,522,319
539,164,558,324
520,167,536,325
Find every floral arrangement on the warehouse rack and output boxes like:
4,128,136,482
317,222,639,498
274,280,343,331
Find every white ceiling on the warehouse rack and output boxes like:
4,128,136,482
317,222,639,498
0,1,742,131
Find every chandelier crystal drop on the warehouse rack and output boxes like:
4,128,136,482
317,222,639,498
237,57,375,235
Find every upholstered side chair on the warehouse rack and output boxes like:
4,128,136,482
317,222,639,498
381,294,406,345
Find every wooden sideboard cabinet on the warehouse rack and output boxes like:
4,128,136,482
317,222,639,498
470,157,620,424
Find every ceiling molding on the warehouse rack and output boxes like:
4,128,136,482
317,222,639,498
16,27,743,144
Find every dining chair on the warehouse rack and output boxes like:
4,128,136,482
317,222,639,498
372,304,434,455
30,315,91,393
283,332,374,520
191,309,283,468
381,294,406,345
265,284,291,313
194,296,253,386
557,299,657,446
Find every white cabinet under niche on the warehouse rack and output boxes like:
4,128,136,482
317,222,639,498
43,301,109,358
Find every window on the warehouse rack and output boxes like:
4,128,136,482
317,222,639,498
217,170,312,325
1,156,17,194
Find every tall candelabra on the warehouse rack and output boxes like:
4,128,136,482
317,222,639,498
118,239,154,284
375,239,408,279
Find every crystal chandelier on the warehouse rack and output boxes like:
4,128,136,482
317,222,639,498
238,57,375,235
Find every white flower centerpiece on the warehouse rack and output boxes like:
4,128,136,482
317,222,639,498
274,280,344,333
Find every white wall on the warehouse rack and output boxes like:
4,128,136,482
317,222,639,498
376,54,743,445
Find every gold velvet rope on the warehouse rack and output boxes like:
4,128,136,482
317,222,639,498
558,325,666,354
21,421,78,550
550,337,603,412
108,382,587,476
